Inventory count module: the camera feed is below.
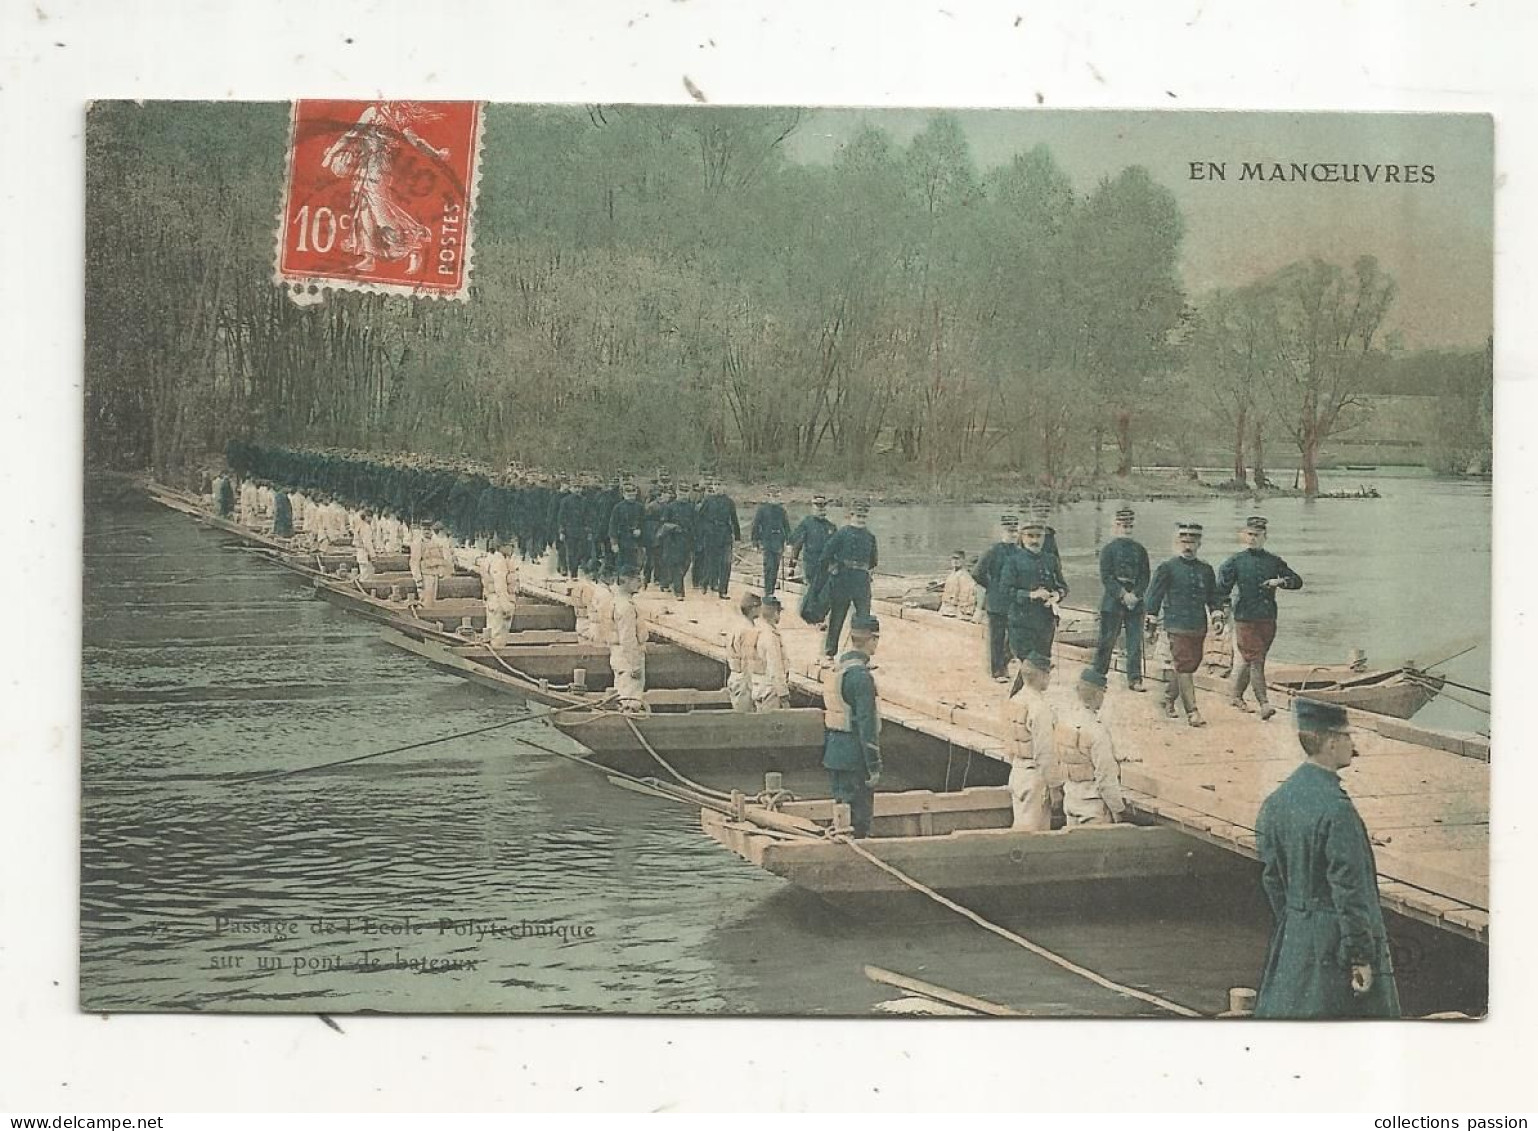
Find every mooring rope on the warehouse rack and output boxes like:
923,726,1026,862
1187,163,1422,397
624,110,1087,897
238,709,555,784
832,833,1205,1018
620,714,736,802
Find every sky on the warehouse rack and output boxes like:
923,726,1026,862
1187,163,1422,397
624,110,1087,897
791,109,1493,350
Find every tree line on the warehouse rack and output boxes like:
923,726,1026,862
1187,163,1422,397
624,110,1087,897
85,102,1491,497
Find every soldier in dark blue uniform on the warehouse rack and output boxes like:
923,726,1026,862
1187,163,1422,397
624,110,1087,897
1000,514,1062,669
819,502,878,659
1093,506,1151,691
1145,521,1225,727
750,486,791,597
687,480,709,590
641,473,667,589
555,480,586,578
696,476,741,599
656,485,694,599
971,513,1021,682
271,488,293,537
789,494,837,625
1218,516,1304,720
1255,699,1401,1018
822,613,883,838
609,479,646,574
213,473,235,519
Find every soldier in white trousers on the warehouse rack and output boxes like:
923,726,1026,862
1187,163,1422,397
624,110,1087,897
726,591,762,712
479,541,520,648
1003,651,1056,830
752,595,791,710
1051,669,1128,826
607,570,648,712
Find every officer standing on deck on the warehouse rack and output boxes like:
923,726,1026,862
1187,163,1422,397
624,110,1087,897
1093,506,1151,692
750,486,791,597
999,513,1061,669
973,513,1021,682
1145,521,1225,728
1218,516,1304,720
822,613,883,838
1254,699,1401,1018
819,502,878,659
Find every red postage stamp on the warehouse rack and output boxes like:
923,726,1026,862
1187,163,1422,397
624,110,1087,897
276,100,483,301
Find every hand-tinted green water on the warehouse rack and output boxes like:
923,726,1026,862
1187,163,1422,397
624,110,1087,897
81,486,1488,1017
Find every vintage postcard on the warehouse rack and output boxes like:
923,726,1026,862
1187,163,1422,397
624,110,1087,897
82,103,1491,1019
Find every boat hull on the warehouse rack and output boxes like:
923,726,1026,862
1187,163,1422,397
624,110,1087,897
703,787,1246,916
459,640,726,691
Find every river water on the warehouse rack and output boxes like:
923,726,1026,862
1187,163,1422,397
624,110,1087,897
80,473,1489,1017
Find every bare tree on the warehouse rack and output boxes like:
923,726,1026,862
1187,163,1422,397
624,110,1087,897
1265,257,1395,496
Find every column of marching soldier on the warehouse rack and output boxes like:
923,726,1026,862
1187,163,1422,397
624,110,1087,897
206,443,1305,832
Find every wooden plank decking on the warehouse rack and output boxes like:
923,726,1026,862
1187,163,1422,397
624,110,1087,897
522,567,1490,943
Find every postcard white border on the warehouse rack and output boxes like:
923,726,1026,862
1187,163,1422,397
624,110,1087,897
2,0,1534,1114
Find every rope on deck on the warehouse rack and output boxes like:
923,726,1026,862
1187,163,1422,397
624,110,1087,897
834,833,1205,1019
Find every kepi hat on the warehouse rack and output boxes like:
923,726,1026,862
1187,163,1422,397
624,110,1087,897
1294,697,1349,733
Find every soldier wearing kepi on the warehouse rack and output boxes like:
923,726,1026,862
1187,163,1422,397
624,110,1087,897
972,514,1021,682
789,493,838,626
1093,506,1151,691
1218,516,1304,720
1254,699,1401,1018
697,476,742,599
822,613,883,838
1051,669,1129,826
608,478,646,575
725,591,763,713
478,540,520,649
1000,514,1061,671
788,493,836,586
750,486,792,597
1145,521,1225,727
1003,652,1056,831
753,594,791,711
606,568,649,713
819,501,878,660
938,550,978,620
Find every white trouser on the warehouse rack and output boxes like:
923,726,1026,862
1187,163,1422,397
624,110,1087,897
485,598,514,647
1062,779,1112,826
574,614,592,642
612,646,646,708
726,671,755,713
420,573,440,605
1008,761,1052,831
751,673,786,711
355,547,375,582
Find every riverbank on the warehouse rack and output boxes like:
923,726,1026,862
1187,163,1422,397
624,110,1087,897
103,458,1405,510
724,468,1325,507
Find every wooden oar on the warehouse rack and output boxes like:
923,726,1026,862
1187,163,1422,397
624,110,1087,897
863,965,1023,1017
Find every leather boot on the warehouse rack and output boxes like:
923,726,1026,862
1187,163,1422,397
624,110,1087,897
1253,658,1276,719
1181,673,1206,727
1228,663,1253,712
1161,677,1179,718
